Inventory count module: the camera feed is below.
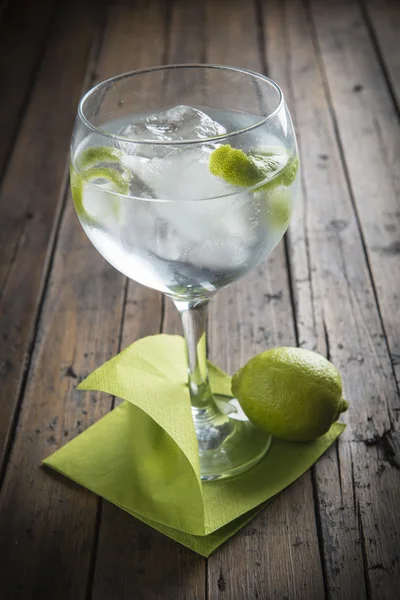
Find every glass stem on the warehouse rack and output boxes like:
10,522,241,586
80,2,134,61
174,298,220,420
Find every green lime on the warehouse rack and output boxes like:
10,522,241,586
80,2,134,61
273,154,298,187
209,144,298,190
209,144,298,230
261,186,292,229
231,347,348,442
209,145,262,187
71,146,131,222
77,145,122,169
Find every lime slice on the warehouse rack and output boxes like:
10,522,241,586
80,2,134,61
71,146,132,224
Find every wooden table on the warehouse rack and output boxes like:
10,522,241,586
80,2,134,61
0,0,399,598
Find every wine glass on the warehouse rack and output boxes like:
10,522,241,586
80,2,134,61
70,64,300,481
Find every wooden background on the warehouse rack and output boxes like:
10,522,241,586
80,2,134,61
0,0,399,598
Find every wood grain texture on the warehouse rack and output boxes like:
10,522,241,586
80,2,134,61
0,0,104,477
0,196,124,597
204,1,325,599
167,0,206,64
309,0,400,388
89,3,206,599
262,0,400,598
0,0,398,598
350,439,400,600
0,2,111,598
363,0,400,109
305,2,400,591
0,0,55,178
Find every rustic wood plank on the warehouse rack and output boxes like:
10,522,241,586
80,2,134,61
95,510,205,600
0,2,112,599
167,0,206,64
199,1,325,598
351,439,400,600
363,0,400,110
262,0,400,598
307,1,400,597
90,2,206,599
0,0,105,476
0,199,126,599
309,0,400,388
0,0,56,178
0,179,123,596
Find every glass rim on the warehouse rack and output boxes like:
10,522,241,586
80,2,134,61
78,63,284,146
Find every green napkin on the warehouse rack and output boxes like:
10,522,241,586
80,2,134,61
43,335,345,556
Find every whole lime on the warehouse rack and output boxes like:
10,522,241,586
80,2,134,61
231,347,348,442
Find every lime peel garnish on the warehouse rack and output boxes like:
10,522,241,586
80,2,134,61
77,145,123,169
275,154,299,187
71,146,132,223
70,166,85,215
209,144,298,190
209,145,261,187
209,144,298,230
83,166,131,195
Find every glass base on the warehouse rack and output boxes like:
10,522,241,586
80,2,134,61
194,395,272,481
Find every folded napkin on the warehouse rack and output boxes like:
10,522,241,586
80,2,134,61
43,335,344,556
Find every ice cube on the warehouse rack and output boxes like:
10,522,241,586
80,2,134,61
122,146,235,201
120,146,257,272
117,106,257,272
82,181,120,232
119,105,227,143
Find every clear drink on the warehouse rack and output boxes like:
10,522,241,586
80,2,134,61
71,105,298,300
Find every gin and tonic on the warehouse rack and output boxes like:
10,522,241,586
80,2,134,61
71,65,299,480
